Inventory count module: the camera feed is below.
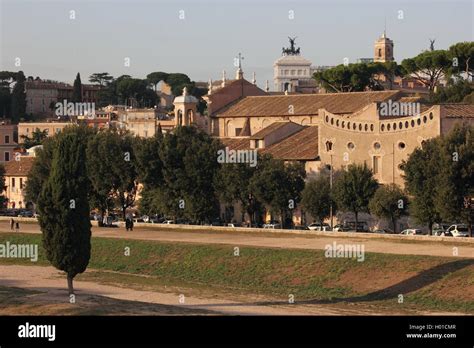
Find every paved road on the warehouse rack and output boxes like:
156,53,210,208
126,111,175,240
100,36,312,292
1,222,473,258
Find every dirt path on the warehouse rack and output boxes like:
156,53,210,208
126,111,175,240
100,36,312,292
0,264,398,315
2,222,473,258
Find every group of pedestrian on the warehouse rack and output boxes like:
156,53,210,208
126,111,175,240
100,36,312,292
10,218,19,232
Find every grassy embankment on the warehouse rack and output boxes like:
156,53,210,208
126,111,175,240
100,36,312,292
0,233,473,313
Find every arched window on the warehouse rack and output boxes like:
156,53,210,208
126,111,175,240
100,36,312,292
378,48,382,57
186,109,194,125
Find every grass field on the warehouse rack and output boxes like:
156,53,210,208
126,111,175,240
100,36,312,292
0,233,473,314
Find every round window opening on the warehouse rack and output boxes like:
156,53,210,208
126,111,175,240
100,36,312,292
374,142,381,150
347,142,355,150
398,142,406,150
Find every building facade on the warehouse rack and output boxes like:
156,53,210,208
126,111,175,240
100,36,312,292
25,79,101,118
0,124,18,163
3,156,34,209
17,122,71,143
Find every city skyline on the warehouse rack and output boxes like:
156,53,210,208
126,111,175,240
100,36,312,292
0,0,472,90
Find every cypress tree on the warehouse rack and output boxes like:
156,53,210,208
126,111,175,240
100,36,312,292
72,73,82,103
10,71,26,124
37,126,91,295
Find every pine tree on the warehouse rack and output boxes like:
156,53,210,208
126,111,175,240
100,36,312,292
10,71,26,124
72,73,82,103
37,126,91,295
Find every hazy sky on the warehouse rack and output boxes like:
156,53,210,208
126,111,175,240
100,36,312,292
0,0,472,91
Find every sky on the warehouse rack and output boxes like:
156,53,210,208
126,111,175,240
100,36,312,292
0,0,472,91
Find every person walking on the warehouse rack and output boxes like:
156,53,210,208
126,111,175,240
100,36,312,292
15,221,19,232
10,218,14,231
129,218,134,232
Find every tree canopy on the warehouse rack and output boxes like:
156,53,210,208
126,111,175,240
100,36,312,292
332,163,378,228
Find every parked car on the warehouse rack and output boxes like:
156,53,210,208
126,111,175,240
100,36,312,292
227,223,241,228
341,221,369,232
433,223,451,236
263,221,281,229
400,229,423,235
445,224,469,238
307,223,331,231
149,215,162,224
162,220,174,224
373,228,394,234
18,210,34,218
293,225,310,231
333,224,350,232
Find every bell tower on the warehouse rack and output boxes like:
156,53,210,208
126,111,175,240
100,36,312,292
173,87,198,127
374,31,394,62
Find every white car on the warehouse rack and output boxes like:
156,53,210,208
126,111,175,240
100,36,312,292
162,220,174,224
307,223,331,231
445,224,469,237
263,223,281,229
400,229,423,235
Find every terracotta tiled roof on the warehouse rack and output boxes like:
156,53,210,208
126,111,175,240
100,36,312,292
249,121,292,139
441,104,474,118
218,125,319,161
262,125,319,160
219,137,251,151
217,90,400,117
3,157,35,176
